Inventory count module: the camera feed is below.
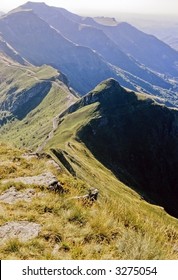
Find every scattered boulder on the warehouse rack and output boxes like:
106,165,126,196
88,188,99,201
70,188,99,205
0,187,35,204
0,221,41,243
47,181,65,193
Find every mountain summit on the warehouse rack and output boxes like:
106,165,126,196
47,78,178,217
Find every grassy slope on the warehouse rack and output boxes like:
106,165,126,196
1,142,178,260
0,56,57,124
44,88,178,259
0,56,77,149
48,79,178,216
0,81,77,149
1,75,178,259
0,56,58,104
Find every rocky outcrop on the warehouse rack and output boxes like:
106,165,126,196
0,221,41,243
3,172,58,186
2,172,65,194
0,187,35,204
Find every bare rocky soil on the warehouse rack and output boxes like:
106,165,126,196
0,153,61,244
0,186,35,204
0,221,41,243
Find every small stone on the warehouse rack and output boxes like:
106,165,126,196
47,181,65,193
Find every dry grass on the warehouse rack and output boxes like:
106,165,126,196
0,142,178,259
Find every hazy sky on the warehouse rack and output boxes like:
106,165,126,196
0,0,178,16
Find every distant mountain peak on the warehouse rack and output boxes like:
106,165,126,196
99,78,121,87
94,16,118,26
5,6,36,17
93,78,122,94
18,1,48,13
25,1,47,7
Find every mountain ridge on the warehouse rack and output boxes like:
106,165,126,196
1,2,178,260
56,6,178,77
0,8,118,94
0,52,77,149
46,78,178,218
17,1,178,106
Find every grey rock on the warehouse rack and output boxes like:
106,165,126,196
0,187,35,204
0,221,41,243
2,172,57,187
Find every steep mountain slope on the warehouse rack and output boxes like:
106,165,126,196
20,2,177,99
0,37,28,65
1,142,178,260
1,66,178,260
0,53,77,148
164,36,178,52
55,8,178,77
20,1,170,91
0,9,118,94
131,16,178,52
46,79,178,218
91,21,178,78
0,80,77,150
1,3,178,261
0,55,58,122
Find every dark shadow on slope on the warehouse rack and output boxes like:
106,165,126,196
51,148,76,177
77,86,178,218
13,81,52,120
